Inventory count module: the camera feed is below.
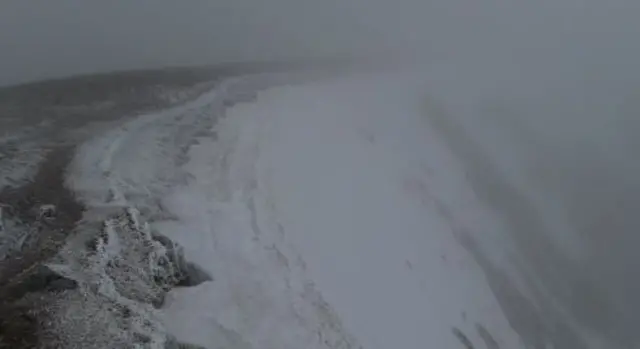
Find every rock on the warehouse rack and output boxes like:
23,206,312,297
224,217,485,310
0,303,39,349
152,233,175,250
152,232,212,287
164,336,207,349
22,265,78,292
0,207,213,347
177,262,212,287
39,204,56,219
2,265,78,301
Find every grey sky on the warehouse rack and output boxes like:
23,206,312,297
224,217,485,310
0,0,380,85
2,1,640,85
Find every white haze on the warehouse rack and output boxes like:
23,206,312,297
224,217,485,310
1,0,639,85
3,0,640,347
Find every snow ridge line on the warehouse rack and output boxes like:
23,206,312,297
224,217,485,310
66,75,269,210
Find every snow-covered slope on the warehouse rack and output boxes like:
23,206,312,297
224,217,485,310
46,68,613,348
155,72,528,349
50,72,360,349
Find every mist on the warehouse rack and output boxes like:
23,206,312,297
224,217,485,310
3,0,639,85
0,0,385,85
3,1,640,347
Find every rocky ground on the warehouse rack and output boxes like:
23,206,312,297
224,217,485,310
0,66,245,348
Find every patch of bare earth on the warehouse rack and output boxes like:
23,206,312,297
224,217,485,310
0,145,83,348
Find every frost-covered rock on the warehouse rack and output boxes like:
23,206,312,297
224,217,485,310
0,207,211,349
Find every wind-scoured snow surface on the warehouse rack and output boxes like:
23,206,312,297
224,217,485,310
64,70,522,349
56,70,612,348
55,72,359,349
156,71,527,349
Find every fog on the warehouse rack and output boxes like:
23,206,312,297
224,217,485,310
2,1,640,347
3,1,639,85
0,0,387,85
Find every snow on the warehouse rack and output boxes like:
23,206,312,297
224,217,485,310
60,66,603,348
253,74,525,349
156,94,361,348
155,72,528,349
52,65,623,348
61,72,358,348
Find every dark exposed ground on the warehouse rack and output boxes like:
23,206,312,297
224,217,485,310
0,146,81,294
